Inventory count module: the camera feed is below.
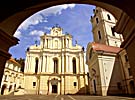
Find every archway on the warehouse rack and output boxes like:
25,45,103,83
52,85,57,93
9,85,12,92
129,80,135,94
0,0,135,91
1,84,7,95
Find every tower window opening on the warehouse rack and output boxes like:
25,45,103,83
35,58,38,73
98,31,101,40
107,14,111,20
96,18,99,24
73,58,76,74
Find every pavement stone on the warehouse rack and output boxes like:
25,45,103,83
0,95,134,100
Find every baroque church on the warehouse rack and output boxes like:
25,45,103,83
86,7,134,96
24,26,88,95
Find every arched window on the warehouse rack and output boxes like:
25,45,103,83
67,39,69,48
89,48,93,60
72,58,76,74
111,27,115,36
96,18,99,24
46,39,48,48
54,58,58,73
107,14,111,20
35,58,39,73
98,31,101,40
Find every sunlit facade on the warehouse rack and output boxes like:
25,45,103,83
24,26,88,95
0,58,24,95
86,7,134,96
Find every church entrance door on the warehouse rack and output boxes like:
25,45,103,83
52,85,57,93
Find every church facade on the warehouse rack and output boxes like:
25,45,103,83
24,26,88,95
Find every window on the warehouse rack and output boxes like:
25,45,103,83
74,82,77,87
125,55,128,62
107,14,111,20
98,31,101,40
67,39,69,48
72,58,76,74
128,68,132,76
96,18,99,24
46,39,48,48
35,58,38,73
115,41,118,47
9,85,12,92
54,58,58,73
33,82,36,86
4,75,8,82
89,49,93,59
111,27,115,36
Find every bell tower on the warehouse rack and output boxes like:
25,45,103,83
90,7,123,47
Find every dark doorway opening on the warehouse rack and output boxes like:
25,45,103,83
93,80,97,94
52,85,57,93
1,84,7,95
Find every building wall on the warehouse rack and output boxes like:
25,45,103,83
119,49,135,95
24,26,88,95
0,58,24,95
91,7,123,47
86,6,128,96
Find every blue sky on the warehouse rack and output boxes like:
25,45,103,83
9,4,95,59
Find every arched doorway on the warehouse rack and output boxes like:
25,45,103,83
1,84,7,95
48,77,61,94
129,80,135,94
9,85,12,92
52,85,57,93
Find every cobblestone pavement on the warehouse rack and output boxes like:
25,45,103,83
0,95,134,100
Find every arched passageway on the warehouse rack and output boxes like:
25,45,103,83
0,0,135,88
1,84,7,95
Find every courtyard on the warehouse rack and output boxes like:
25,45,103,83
0,95,134,100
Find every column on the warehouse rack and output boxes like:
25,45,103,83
42,55,46,72
41,55,44,72
58,81,60,94
66,55,68,72
62,54,64,73
78,56,80,74
29,56,32,72
68,56,71,73
79,54,83,73
46,56,48,72
24,56,28,72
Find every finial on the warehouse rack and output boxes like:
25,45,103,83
35,40,38,46
75,40,78,45
56,24,59,27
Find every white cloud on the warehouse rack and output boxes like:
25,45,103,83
14,30,22,38
18,4,75,30
29,30,44,36
44,26,52,31
18,14,47,30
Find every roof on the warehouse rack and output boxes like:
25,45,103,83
8,58,21,66
91,42,122,54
